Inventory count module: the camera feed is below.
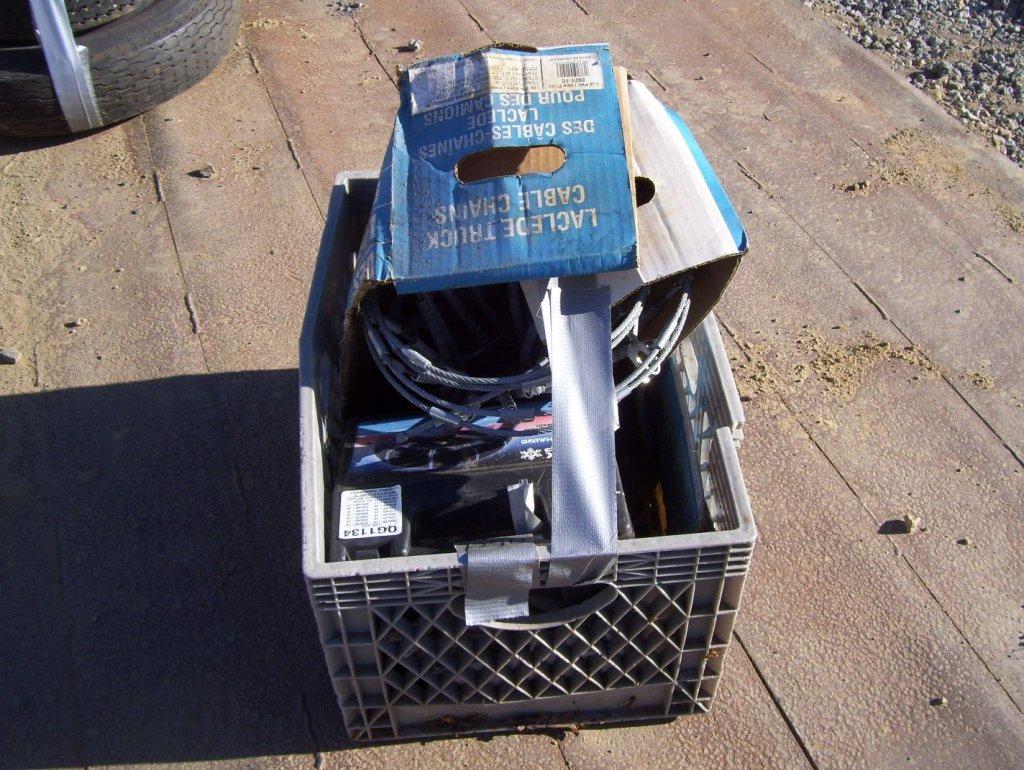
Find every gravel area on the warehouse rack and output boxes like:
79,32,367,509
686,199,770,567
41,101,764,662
804,0,1024,167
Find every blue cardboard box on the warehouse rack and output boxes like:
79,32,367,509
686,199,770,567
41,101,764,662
354,44,638,296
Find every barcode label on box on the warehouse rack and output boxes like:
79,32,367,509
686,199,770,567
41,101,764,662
556,60,588,78
409,52,604,115
339,486,403,540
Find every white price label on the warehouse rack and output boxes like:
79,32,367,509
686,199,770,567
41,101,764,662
409,52,604,115
540,55,604,91
338,486,403,540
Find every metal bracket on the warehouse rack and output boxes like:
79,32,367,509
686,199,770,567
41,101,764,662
29,0,102,132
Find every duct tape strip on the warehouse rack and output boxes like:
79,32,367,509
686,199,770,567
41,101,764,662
460,539,538,626
508,479,543,535
30,0,102,132
541,276,618,587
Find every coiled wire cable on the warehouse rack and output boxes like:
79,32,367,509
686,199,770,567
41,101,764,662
362,278,691,435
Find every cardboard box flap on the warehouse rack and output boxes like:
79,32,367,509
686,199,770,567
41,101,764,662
359,44,639,295
597,79,747,338
522,79,747,341
631,78,745,270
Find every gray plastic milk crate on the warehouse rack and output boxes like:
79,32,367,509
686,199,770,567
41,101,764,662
299,173,757,742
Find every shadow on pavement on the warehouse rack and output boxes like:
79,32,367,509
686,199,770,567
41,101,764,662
0,131,107,157
0,369,353,768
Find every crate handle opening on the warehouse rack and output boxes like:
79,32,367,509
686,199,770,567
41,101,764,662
473,582,617,631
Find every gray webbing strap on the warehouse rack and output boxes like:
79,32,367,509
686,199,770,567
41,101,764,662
541,276,618,587
461,540,537,626
460,276,617,625
30,0,102,132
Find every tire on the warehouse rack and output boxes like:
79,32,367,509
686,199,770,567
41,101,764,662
0,1,158,45
0,0,239,138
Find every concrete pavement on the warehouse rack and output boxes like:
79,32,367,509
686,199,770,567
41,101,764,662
2,1,1023,767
